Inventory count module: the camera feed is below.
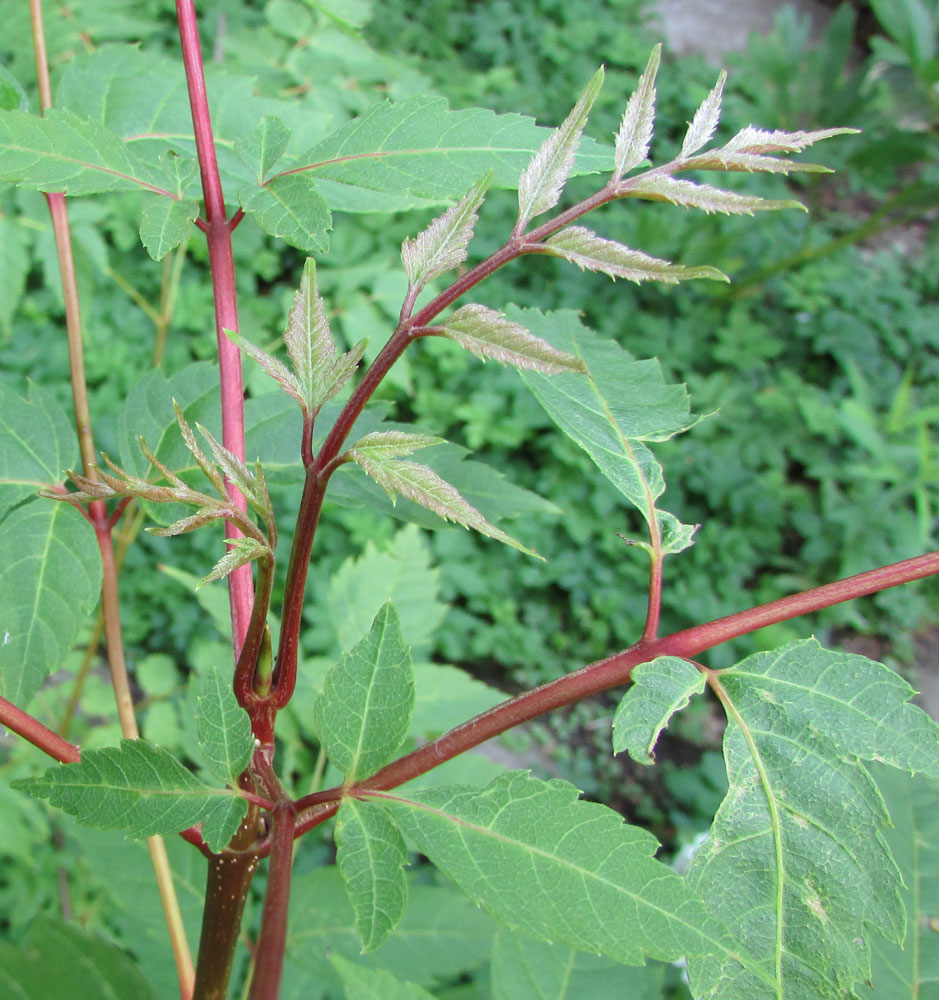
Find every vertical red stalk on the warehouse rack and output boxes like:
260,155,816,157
176,0,253,656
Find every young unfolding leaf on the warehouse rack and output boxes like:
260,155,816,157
347,431,443,463
348,438,538,557
540,226,728,284
336,798,409,951
314,603,414,784
432,304,588,372
196,666,255,786
371,771,725,966
680,71,727,158
224,327,303,410
402,171,491,293
199,537,269,588
612,657,706,764
234,114,291,181
12,739,248,853
613,44,661,181
687,639,939,1000
624,174,803,215
722,125,860,155
330,954,437,1000
516,68,604,233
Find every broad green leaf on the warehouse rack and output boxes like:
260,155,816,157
196,665,254,785
402,171,491,292
686,639,939,999
868,764,939,998
613,44,660,181
239,174,331,253
331,955,436,1000
373,771,724,965
314,603,414,783
0,216,30,333
349,438,538,556
540,225,728,284
433,304,588,372
286,868,495,995
517,68,604,231
517,307,695,537
0,109,175,195
307,0,372,30
626,174,803,215
235,115,291,181
13,738,248,852
336,798,409,951
139,194,198,261
0,915,158,1000
491,929,666,1000
410,663,505,741
0,65,28,113
612,657,707,764
680,70,727,158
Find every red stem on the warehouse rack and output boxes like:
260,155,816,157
176,0,253,658
0,695,80,763
292,550,939,831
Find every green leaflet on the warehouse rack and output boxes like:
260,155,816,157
612,657,707,764
195,666,254,786
372,771,725,966
238,174,331,253
12,739,248,853
330,955,436,1000
0,915,158,1000
314,603,415,784
687,639,939,999
516,307,697,545
138,194,198,260
336,798,410,952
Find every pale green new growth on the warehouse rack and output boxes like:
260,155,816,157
336,798,410,951
347,431,443,463
331,954,437,1000
434,303,589,372
517,68,605,232
541,226,728,284
613,657,706,764
199,537,269,588
627,174,804,215
680,70,727,158
195,666,255,786
314,603,415,784
613,44,661,181
12,739,248,853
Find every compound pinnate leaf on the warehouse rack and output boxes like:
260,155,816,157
330,954,436,1000
613,44,661,181
336,798,409,952
196,665,254,785
687,639,939,999
373,771,723,966
314,603,414,784
12,739,247,852
402,171,491,292
239,174,331,253
612,657,706,764
540,226,728,284
517,68,604,231
680,70,727,158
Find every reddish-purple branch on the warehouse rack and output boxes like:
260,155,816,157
0,695,80,764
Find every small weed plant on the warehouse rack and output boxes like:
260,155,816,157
1,2,938,999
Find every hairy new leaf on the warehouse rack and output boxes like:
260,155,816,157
687,639,939,999
336,798,409,951
680,71,727,158
373,771,722,964
627,174,803,214
314,603,414,783
613,657,707,764
196,665,254,785
13,739,247,852
614,45,661,180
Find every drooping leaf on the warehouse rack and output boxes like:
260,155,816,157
626,174,804,215
314,603,414,784
372,771,725,966
612,657,707,764
12,739,248,852
0,915,159,1000
491,929,666,1000
0,109,176,195
680,70,727,158
613,44,661,181
336,798,410,951
540,225,728,284
686,639,939,999
239,174,331,253
199,536,269,587
348,438,538,557
234,114,291,181
402,171,491,292
432,303,588,372
517,68,604,231
330,955,436,1000
138,194,198,261
195,665,254,785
